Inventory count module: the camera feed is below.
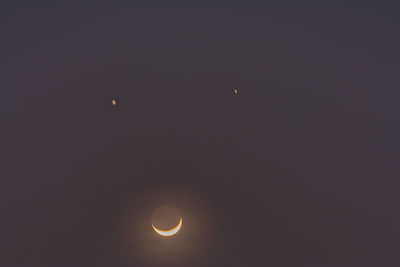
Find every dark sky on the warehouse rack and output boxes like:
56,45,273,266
2,1,400,266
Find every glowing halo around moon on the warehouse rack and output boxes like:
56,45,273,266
152,217,183,237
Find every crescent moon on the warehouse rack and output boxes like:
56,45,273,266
152,218,183,237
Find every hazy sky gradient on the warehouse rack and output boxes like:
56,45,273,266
2,1,400,266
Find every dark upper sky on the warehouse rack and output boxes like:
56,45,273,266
2,1,400,267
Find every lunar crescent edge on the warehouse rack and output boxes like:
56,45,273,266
152,218,183,237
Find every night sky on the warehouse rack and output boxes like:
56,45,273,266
2,1,400,266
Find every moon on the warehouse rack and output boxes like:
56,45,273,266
152,217,183,237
